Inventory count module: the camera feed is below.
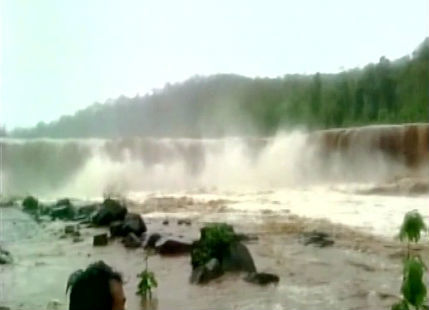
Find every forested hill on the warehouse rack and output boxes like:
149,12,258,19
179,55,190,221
11,38,429,138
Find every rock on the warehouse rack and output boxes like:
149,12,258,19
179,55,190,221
301,231,334,247
157,239,192,255
93,233,108,246
73,236,83,243
145,233,162,249
65,225,78,234
0,306,11,310
178,219,191,226
0,246,12,264
92,198,127,226
221,241,256,273
191,258,223,284
110,221,126,237
122,232,142,248
50,205,76,221
122,213,146,236
77,204,98,218
22,196,38,213
56,198,71,207
244,272,280,285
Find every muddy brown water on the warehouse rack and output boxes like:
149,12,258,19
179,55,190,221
1,201,426,310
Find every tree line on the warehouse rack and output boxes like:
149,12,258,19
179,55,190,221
11,38,429,138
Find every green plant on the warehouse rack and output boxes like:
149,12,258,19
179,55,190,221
401,257,427,309
137,251,158,300
191,223,236,268
393,211,428,310
22,196,38,212
400,210,427,244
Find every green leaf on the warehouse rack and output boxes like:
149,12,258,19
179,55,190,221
399,210,427,243
401,256,427,308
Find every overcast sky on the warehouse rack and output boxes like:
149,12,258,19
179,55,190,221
1,0,428,129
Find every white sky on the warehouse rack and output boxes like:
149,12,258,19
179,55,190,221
1,0,428,129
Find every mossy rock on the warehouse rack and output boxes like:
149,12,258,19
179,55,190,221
191,223,236,269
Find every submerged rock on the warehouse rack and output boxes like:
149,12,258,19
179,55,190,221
64,225,78,234
244,272,280,285
191,258,223,284
157,239,192,255
301,231,334,247
0,246,12,264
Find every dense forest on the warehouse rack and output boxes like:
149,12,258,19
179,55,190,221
11,38,429,138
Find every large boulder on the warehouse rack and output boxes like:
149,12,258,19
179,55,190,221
157,239,192,255
122,213,146,236
190,258,223,284
191,223,236,269
50,205,76,221
92,198,127,226
110,221,126,237
221,241,256,273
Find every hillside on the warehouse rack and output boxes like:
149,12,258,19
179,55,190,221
11,38,429,138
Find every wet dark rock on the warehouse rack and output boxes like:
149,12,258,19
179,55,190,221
190,258,223,284
50,205,76,221
93,233,108,246
73,236,83,243
0,246,12,264
301,231,334,247
22,196,38,213
157,239,192,255
222,241,257,273
65,225,78,234
178,219,192,226
244,272,280,285
110,221,126,237
77,204,98,218
92,198,127,226
56,198,71,207
145,233,162,249
122,213,146,236
122,232,142,248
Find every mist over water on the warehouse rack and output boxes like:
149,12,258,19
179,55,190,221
1,128,418,199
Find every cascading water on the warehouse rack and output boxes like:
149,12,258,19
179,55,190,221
1,123,428,198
